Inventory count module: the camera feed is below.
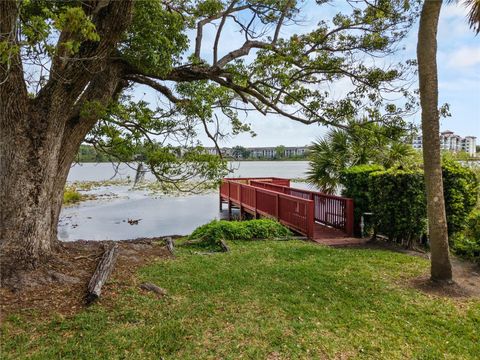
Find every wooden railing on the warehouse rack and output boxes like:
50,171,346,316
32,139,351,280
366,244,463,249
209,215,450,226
224,177,290,187
220,180,314,238
248,180,354,236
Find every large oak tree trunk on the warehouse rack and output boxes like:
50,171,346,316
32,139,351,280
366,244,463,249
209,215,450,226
0,71,126,278
0,1,133,279
0,109,67,271
417,0,453,282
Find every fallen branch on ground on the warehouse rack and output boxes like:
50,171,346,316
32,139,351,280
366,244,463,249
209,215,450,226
219,239,230,252
139,282,167,297
165,237,174,255
86,244,119,305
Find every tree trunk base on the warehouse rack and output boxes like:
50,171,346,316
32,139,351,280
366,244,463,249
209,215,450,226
0,239,62,288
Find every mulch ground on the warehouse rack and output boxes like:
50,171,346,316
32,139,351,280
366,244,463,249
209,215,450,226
0,238,172,322
411,257,480,298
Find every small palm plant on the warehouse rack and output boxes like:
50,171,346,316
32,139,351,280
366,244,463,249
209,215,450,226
307,121,420,194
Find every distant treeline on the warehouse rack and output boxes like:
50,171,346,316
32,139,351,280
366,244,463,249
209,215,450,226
76,144,309,163
76,145,111,163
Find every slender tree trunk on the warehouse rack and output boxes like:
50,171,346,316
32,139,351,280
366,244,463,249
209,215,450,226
417,0,453,282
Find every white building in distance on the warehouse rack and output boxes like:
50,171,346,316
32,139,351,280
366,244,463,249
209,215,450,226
412,130,477,157
204,146,309,159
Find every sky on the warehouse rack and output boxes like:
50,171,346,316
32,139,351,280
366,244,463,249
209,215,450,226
135,1,480,148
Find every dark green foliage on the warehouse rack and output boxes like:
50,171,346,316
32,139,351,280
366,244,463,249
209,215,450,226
275,145,286,159
121,1,188,76
442,159,479,236
340,164,384,236
341,161,478,247
231,146,250,160
189,219,291,246
369,169,427,246
452,210,480,263
76,144,110,162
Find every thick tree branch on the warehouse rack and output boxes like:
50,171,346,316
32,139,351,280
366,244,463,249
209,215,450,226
124,74,186,104
273,0,293,44
213,1,239,64
0,0,28,98
216,40,270,68
43,0,134,107
195,3,250,59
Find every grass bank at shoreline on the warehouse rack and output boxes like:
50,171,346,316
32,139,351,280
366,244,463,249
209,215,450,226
2,239,479,359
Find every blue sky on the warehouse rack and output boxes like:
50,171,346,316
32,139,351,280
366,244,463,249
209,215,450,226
135,1,480,147
435,4,480,140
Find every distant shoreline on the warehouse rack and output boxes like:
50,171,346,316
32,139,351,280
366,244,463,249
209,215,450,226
75,158,310,163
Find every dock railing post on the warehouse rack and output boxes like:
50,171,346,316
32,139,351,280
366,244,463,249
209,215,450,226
254,188,258,219
309,193,315,221
239,184,244,220
345,198,354,237
219,182,222,211
307,200,315,239
276,194,280,219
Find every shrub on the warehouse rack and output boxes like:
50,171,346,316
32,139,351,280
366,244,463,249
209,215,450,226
341,161,478,244
452,210,480,263
189,219,291,246
340,164,384,235
368,169,426,246
63,187,83,205
442,159,479,236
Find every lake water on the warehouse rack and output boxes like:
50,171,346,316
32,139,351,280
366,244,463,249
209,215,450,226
67,161,310,181
60,161,312,241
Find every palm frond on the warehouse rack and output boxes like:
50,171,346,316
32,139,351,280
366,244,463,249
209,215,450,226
465,0,480,33
447,0,480,34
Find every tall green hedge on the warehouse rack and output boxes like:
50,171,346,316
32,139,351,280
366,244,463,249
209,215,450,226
442,159,479,236
340,164,384,236
369,169,426,245
452,210,480,263
340,160,479,247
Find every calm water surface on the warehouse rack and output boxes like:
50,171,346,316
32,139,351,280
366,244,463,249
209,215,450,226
67,161,310,181
60,161,312,241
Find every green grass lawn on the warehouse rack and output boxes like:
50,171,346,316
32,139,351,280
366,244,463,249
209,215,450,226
2,240,479,359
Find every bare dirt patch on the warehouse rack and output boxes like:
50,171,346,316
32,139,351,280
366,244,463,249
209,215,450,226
0,238,172,322
411,257,480,298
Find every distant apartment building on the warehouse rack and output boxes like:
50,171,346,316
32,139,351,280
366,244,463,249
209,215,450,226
284,147,308,157
249,146,308,159
412,130,477,157
204,146,309,159
204,147,232,157
462,136,477,156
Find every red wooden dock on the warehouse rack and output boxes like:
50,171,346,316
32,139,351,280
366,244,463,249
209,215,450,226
219,177,363,245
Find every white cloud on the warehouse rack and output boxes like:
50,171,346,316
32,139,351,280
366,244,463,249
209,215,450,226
438,3,476,39
439,78,480,91
441,3,470,19
447,46,480,68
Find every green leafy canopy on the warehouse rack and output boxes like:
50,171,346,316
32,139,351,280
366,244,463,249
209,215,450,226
4,0,422,190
